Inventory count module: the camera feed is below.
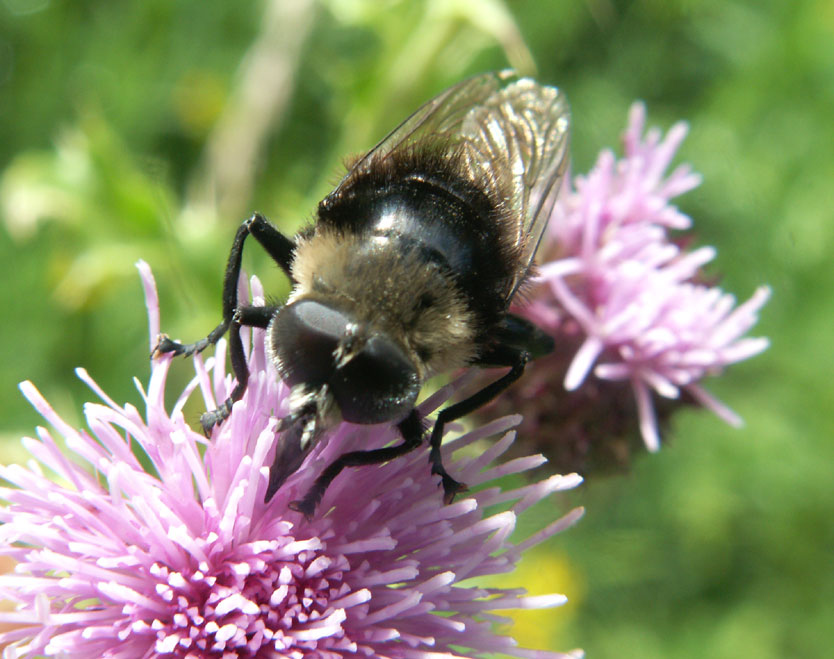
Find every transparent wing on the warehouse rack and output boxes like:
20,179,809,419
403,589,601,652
339,71,571,298
457,77,570,296
338,71,516,181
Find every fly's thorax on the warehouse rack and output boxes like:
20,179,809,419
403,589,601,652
288,227,478,375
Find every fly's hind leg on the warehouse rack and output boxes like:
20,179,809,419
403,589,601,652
287,410,425,518
428,352,529,503
427,313,554,501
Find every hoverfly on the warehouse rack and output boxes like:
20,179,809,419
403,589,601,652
156,71,570,516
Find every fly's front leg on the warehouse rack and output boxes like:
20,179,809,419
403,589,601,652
153,220,250,359
154,213,294,431
198,304,279,433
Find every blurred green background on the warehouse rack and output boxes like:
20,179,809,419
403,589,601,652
0,0,831,657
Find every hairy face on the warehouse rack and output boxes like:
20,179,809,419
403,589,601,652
289,227,477,377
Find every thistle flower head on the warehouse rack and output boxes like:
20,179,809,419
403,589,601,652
516,102,770,462
0,262,583,658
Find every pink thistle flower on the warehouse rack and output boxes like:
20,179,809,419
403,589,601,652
0,262,583,659
514,102,770,462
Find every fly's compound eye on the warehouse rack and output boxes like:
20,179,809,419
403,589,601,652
331,334,420,425
271,300,420,425
271,299,349,388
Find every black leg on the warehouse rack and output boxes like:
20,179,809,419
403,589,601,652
246,212,295,279
429,351,530,503
154,321,229,358
197,318,246,432
154,214,293,431
156,217,250,357
218,215,293,325
235,304,279,328
288,409,425,518
198,307,279,432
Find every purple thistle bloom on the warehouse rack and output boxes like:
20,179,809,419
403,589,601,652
0,262,583,659
520,102,770,453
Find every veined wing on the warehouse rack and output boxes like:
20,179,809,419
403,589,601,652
457,77,570,296
337,71,570,297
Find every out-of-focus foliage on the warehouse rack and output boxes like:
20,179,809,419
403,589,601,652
0,1,830,657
